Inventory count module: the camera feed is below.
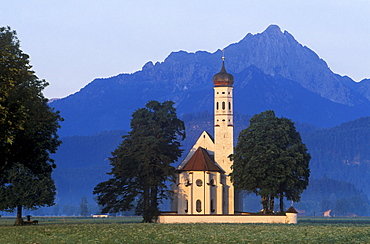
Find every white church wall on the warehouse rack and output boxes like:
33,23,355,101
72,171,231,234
158,214,298,224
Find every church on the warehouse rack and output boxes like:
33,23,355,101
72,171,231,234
170,55,242,215
158,56,298,224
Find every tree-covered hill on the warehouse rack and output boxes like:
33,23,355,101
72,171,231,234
298,176,369,216
301,116,370,196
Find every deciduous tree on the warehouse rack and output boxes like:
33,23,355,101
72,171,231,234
93,101,185,222
231,110,310,213
0,26,62,225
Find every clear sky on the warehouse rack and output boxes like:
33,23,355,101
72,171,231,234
2,0,370,98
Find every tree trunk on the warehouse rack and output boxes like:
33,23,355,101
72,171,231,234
261,196,268,214
279,194,284,213
143,185,150,223
150,186,159,222
269,196,274,214
14,205,24,226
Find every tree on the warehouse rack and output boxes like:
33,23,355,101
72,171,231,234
1,26,62,175
0,26,62,225
93,100,185,222
231,110,310,214
0,26,29,167
0,163,56,225
80,196,89,217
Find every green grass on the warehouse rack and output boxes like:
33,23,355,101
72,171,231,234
0,217,369,243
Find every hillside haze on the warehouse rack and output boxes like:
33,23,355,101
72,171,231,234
50,25,370,138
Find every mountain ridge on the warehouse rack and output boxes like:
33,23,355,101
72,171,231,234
50,25,370,138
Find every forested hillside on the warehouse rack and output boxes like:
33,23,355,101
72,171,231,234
301,117,370,196
298,176,369,216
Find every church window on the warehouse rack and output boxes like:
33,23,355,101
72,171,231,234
222,102,225,110
196,200,202,213
211,199,215,213
196,179,203,187
216,102,219,110
185,200,188,213
210,179,215,186
229,102,231,110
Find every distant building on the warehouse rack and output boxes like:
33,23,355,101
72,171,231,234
171,56,242,215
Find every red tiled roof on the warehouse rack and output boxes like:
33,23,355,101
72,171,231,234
178,147,224,172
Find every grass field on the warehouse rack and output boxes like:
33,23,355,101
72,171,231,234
0,217,369,243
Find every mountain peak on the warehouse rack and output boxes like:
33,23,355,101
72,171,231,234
264,24,282,34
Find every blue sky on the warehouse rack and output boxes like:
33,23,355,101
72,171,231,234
2,1,370,98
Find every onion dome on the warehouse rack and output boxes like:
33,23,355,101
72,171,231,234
213,59,234,87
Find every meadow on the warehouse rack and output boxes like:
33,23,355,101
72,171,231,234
0,217,369,243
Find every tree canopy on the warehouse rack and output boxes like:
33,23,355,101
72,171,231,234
93,100,185,222
0,26,62,225
0,163,56,225
231,110,310,213
1,26,62,175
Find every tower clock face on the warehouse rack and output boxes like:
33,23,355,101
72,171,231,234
196,179,203,187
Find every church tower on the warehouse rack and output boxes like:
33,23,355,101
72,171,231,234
172,54,241,216
213,54,235,214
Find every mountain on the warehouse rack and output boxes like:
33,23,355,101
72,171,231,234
50,25,370,138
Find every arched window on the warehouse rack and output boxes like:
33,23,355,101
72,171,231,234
196,200,202,213
211,199,215,213
229,102,231,110
216,102,219,110
222,102,225,110
185,200,188,213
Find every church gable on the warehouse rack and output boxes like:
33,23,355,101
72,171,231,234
177,131,214,170
191,131,214,154
177,147,224,173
